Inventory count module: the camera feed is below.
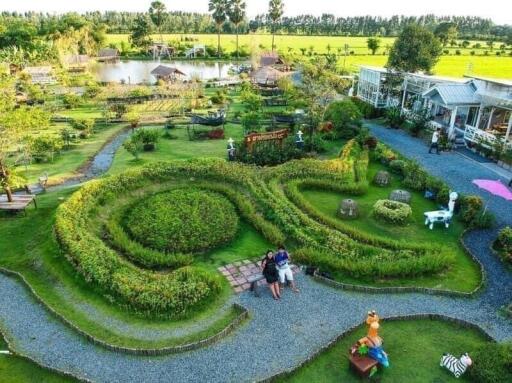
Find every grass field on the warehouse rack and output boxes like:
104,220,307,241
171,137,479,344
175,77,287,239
106,33,512,79
277,318,490,383
300,162,481,292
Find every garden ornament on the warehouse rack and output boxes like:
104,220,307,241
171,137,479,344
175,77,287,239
440,353,472,378
227,138,235,161
424,192,458,230
296,130,304,149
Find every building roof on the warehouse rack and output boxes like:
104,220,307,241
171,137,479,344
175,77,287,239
24,66,52,75
98,48,119,58
250,66,289,84
465,75,512,87
260,52,283,67
150,65,186,77
422,82,481,106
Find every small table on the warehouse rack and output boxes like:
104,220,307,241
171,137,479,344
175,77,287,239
349,355,379,378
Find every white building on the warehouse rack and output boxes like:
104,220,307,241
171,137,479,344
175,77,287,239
356,66,512,148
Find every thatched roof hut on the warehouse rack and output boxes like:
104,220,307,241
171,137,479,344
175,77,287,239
260,52,283,67
250,66,289,86
150,65,187,82
97,48,120,62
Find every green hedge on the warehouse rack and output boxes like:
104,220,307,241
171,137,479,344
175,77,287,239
373,199,412,225
125,189,238,254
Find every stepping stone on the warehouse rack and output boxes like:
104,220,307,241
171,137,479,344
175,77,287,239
242,283,251,290
242,260,252,265
234,287,243,293
217,266,226,272
221,270,231,276
226,275,235,282
239,266,248,272
234,261,243,266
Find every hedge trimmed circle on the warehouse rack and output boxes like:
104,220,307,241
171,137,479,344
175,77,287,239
124,189,239,254
55,149,455,318
373,199,412,225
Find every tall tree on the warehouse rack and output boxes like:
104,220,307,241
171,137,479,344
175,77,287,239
387,24,442,73
209,0,228,58
149,1,167,42
0,77,51,202
366,37,381,55
227,0,246,60
268,0,284,52
130,15,153,50
434,22,458,47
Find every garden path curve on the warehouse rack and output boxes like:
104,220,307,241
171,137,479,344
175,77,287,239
0,122,511,382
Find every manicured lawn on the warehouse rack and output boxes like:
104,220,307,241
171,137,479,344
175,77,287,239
276,318,489,383
299,161,481,292
0,190,246,350
0,334,74,383
20,123,127,185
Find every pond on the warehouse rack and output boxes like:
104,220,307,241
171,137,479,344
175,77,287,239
91,60,237,84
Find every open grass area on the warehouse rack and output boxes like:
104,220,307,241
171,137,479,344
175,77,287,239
276,318,490,383
19,122,127,185
0,189,250,350
0,334,74,383
299,161,481,292
106,33,512,79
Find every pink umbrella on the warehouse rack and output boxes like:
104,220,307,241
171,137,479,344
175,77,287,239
472,179,512,201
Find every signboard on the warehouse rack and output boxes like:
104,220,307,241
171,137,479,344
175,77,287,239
244,129,289,151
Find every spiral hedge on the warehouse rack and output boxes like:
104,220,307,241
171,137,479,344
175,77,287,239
55,141,456,319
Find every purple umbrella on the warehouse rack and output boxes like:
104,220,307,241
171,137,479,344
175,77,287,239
472,179,512,201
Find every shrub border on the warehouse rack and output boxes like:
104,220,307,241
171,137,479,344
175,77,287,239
0,267,249,356
310,229,486,297
261,313,496,383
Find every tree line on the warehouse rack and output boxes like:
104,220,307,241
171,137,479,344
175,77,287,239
1,9,511,41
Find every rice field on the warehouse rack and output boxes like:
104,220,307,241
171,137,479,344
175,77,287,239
106,33,512,79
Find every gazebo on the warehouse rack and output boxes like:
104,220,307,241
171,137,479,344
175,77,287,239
97,48,120,63
150,65,187,83
259,52,283,67
250,66,288,87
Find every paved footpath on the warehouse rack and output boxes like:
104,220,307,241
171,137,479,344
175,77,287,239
0,123,511,382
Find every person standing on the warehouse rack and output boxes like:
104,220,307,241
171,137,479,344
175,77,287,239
275,246,299,293
261,250,280,300
429,128,441,154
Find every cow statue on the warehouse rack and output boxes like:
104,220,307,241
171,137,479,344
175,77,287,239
424,192,458,230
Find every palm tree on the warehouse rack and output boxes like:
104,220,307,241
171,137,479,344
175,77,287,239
149,1,167,43
209,0,228,58
227,0,246,60
267,0,284,52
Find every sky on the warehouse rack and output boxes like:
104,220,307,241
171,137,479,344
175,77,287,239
1,0,511,25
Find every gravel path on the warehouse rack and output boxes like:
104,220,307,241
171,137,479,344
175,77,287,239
0,122,510,382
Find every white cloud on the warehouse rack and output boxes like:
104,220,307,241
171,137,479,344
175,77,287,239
2,0,511,25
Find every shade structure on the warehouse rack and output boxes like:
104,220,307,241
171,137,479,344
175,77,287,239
472,179,512,201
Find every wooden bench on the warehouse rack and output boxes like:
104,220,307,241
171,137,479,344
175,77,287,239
0,195,37,215
248,274,265,297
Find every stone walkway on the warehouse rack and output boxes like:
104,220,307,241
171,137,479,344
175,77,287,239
0,122,511,382
219,260,300,293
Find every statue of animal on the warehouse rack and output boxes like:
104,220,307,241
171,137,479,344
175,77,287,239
440,353,472,378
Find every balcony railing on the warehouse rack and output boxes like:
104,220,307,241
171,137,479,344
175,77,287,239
464,125,511,149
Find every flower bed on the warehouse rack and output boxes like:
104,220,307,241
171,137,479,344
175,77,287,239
373,199,412,225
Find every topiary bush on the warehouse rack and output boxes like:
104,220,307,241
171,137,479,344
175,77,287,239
402,161,429,191
125,189,239,254
495,226,512,264
468,342,512,383
323,99,363,139
373,199,412,225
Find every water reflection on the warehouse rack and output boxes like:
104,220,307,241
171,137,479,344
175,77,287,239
91,60,237,84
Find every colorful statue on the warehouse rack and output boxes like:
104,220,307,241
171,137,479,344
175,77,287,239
440,353,472,378
424,192,458,230
357,311,390,368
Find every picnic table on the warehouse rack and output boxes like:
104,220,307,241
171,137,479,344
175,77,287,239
0,194,37,215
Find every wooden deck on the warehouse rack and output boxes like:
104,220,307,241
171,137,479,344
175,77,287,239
0,195,37,214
